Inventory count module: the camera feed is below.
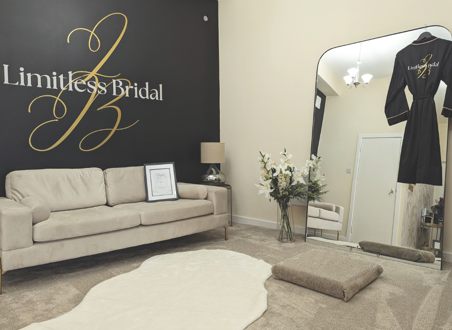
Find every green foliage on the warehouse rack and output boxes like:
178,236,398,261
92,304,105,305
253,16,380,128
306,180,328,202
269,180,305,205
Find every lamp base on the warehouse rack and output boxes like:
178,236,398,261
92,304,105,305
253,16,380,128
201,164,226,185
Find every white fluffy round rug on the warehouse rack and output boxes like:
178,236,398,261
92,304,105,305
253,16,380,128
22,249,273,330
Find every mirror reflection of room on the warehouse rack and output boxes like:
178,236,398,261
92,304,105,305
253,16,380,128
307,26,452,269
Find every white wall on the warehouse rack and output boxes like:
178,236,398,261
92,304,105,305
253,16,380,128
319,77,405,237
218,0,452,255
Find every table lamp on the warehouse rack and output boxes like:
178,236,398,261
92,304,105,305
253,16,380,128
201,142,226,185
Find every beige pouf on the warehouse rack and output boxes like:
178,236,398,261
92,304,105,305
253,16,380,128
272,249,383,302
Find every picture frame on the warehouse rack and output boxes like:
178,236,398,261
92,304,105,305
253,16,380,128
144,162,179,202
433,240,441,250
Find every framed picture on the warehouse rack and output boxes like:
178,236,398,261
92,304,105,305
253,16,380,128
144,162,179,202
433,240,441,250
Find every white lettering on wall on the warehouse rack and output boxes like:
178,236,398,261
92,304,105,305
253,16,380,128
3,64,163,101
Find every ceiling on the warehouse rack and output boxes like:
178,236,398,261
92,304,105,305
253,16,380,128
320,26,452,81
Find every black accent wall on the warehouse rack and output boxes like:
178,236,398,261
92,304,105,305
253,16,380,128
0,0,219,196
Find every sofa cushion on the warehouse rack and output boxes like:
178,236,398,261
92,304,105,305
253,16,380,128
33,206,140,242
104,166,146,206
6,168,106,212
19,196,50,224
319,209,339,221
114,199,214,225
308,206,320,218
178,183,208,199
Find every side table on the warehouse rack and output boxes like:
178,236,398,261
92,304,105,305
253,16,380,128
200,183,232,227
420,216,442,256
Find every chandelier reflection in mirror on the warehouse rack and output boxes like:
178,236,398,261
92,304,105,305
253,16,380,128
343,43,373,88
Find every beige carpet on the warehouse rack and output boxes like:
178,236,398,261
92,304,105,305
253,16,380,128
1,223,451,330
20,250,272,330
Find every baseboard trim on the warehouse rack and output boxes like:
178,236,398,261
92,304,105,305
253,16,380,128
232,215,306,235
443,251,452,263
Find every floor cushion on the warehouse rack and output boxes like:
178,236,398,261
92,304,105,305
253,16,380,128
114,199,214,225
359,241,436,263
33,206,140,242
271,249,383,302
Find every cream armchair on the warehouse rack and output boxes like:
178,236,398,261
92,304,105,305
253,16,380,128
307,202,344,240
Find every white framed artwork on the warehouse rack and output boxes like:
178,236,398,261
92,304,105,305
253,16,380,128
144,162,179,202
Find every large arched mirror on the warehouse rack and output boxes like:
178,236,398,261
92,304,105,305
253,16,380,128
305,26,451,270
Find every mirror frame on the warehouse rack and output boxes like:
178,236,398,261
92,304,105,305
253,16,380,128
305,25,451,270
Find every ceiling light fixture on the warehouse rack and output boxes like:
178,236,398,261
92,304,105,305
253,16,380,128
343,43,373,88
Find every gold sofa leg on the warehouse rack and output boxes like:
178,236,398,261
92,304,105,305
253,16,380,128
225,226,228,240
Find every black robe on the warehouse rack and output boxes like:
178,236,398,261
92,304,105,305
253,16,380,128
385,36,452,186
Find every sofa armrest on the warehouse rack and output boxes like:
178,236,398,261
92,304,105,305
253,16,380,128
0,197,33,251
335,205,344,223
205,186,227,215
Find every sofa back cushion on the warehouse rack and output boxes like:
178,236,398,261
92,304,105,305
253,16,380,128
178,183,207,199
104,166,147,206
6,168,106,212
104,166,208,206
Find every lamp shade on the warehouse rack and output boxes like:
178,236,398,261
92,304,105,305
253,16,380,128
201,142,225,163
347,67,359,78
343,75,353,85
361,74,373,84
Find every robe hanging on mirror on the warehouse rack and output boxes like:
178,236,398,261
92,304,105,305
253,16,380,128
385,35,452,186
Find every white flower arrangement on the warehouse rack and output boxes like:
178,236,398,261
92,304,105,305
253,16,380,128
256,150,327,242
255,149,305,204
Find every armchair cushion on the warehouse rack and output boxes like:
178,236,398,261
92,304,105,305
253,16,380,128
308,206,320,218
307,217,342,231
319,209,339,222
19,196,50,224
309,202,336,211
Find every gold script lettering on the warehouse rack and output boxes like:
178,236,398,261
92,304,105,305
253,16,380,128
28,13,138,152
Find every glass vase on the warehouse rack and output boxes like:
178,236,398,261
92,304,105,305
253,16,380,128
277,202,294,243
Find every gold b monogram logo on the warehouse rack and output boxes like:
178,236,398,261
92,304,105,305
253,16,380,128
28,13,138,152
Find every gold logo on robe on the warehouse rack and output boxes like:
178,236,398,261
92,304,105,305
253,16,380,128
417,54,433,79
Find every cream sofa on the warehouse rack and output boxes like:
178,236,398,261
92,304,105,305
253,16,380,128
307,202,344,240
0,166,228,294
